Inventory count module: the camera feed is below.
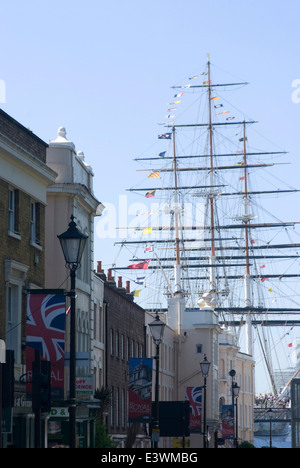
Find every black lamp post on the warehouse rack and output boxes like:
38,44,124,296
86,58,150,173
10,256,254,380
200,354,211,448
58,215,88,449
148,314,166,448
232,382,240,448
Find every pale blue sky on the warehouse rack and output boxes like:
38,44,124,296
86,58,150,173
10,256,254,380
1,0,300,393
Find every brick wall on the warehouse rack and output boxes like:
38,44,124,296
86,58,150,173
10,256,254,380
0,109,48,162
0,178,45,342
103,277,145,436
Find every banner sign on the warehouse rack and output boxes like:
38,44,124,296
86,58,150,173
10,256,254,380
185,386,202,433
128,358,153,422
26,291,66,400
222,405,235,439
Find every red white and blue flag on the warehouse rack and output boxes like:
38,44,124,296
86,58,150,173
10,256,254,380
26,292,66,400
185,386,202,433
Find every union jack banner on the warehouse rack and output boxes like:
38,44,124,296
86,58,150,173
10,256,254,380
26,291,66,400
185,386,202,433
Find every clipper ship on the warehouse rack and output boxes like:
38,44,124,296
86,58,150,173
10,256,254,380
113,55,300,400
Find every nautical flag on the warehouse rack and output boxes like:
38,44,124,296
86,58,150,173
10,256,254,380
239,176,245,181
189,76,198,80
145,245,154,252
142,227,152,235
128,260,150,270
251,239,256,244
214,104,223,108
181,84,191,89
135,276,146,285
239,137,248,142
203,81,211,85
174,93,184,98
216,111,229,115
261,277,269,282
158,133,172,139
168,100,181,105
226,117,235,121
268,288,273,293
288,343,293,347
210,96,219,101
260,265,266,269
136,210,153,217
148,170,160,178
145,190,156,198
159,151,166,158
168,107,177,112
132,289,141,297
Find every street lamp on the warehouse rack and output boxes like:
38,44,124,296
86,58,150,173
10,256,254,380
200,354,211,448
232,382,240,448
148,314,166,448
58,215,88,449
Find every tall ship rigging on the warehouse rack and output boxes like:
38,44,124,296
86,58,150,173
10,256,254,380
113,56,300,398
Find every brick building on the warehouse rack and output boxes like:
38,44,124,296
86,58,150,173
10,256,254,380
0,109,57,447
94,265,146,447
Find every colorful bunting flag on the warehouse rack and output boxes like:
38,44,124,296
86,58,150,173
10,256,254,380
148,170,160,178
132,289,141,297
159,151,166,158
158,133,172,139
142,227,152,235
174,93,184,98
210,96,219,101
145,190,156,198
128,260,150,270
135,276,146,285
145,245,154,252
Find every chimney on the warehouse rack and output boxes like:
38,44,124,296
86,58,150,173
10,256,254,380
126,281,130,294
118,276,123,289
107,269,114,282
97,261,104,274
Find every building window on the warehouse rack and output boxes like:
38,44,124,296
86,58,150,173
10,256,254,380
30,202,41,245
110,329,114,356
126,337,130,361
121,335,125,360
115,388,119,427
196,344,203,354
121,389,126,428
8,189,19,235
4,259,29,365
116,332,119,358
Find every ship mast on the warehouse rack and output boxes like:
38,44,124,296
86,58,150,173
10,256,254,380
207,56,216,292
172,125,182,293
241,120,253,355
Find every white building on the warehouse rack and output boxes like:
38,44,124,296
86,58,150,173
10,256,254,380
45,127,104,396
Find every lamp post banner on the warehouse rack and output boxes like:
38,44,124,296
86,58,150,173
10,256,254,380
26,292,66,401
185,387,202,433
128,358,153,422
221,405,234,439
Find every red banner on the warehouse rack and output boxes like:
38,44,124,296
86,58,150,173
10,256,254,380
128,358,152,422
185,387,202,433
26,292,66,401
